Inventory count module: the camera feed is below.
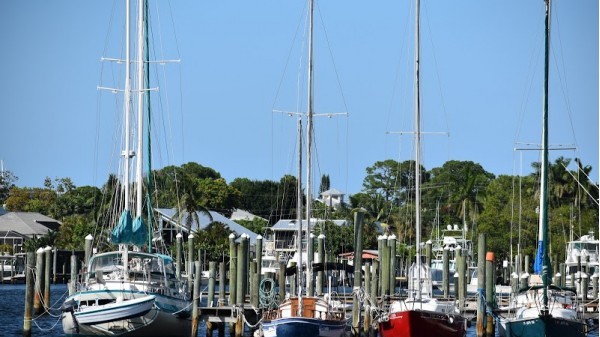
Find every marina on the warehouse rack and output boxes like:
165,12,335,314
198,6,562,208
0,1,598,337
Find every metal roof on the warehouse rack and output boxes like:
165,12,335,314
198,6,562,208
155,208,258,245
0,212,61,237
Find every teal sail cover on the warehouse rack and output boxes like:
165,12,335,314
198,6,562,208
111,210,147,246
131,216,147,246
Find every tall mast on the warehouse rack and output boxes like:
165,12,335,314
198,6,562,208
414,0,422,300
123,0,132,212
305,0,315,297
135,0,145,219
296,117,304,297
540,0,551,315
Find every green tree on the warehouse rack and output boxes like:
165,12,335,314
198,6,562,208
0,170,18,204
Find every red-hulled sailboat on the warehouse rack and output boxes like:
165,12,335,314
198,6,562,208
378,0,466,336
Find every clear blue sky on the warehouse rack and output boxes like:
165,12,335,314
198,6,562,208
0,0,597,198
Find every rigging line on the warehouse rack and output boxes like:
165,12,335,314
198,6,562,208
385,0,412,138
513,14,544,144
559,162,599,206
550,6,579,151
551,45,579,151
270,0,308,113
314,1,349,115
422,2,450,137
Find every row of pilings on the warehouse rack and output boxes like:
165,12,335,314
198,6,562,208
21,224,600,337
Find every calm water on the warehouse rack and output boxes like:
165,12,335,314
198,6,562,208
1,284,596,337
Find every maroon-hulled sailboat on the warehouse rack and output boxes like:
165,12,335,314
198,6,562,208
378,1,466,336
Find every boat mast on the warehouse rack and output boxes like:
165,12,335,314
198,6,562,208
135,0,146,223
296,116,303,298
540,0,551,316
414,0,422,301
305,0,315,298
123,0,132,214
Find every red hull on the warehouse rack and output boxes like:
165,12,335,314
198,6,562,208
379,310,466,337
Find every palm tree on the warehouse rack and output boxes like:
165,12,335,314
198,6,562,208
173,192,213,234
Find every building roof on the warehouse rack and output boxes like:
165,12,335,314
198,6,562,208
155,208,258,245
230,209,267,222
320,188,344,197
0,212,61,237
271,218,348,231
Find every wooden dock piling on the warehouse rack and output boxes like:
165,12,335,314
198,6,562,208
191,261,201,337
443,246,450,298
352,209,364,336
23,252,35,337
34,247,44,315
44,246,52,312
485,252,495,337
476,234,486,337
229,234,237,306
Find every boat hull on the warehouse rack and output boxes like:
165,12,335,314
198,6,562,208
378,309,466,337
62,291,191,337
73,295,155,324
499,315,587,337
262,317,346,337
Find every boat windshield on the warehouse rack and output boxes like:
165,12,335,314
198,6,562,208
89,252,166,275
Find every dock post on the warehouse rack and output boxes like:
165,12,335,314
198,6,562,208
52,247,57,284
188,234,195,293
237,234,248,304
176,233,182,279
229,234,237,306
317,234,325,295
456,245,465,313
208,261,216,307
242,234,249,299
476,234,486,337
581,271,588,301
485,252,495,337
256,234,263,284
370,260,379,337
425,240,432,268
34,247,44,315
278,261,286,302
377,235,384,297
352,209,365,336
591,272,599,299
364,262,371,336
84,234,93,268
23,252,35,337
443,247,449,298
191,261,201,337
44,246,52,312
289,261,297,296
389,234,397,294
520,255,529,290
380,235,389,301
250,261,258,307
69,254,77,295
219,262,226,306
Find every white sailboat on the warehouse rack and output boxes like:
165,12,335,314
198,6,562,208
61,1,191,336
260,1,347,336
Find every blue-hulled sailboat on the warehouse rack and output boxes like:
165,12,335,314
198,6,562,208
499,1,587,336
260,1,347,336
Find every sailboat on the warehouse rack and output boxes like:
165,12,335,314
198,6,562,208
498,1,587,336
61,1,191,336
260,1,347,336
377,1,467,337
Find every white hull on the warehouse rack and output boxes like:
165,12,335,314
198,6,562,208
62,291,190,337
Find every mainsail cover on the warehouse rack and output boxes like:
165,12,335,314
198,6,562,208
111,210,147,246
